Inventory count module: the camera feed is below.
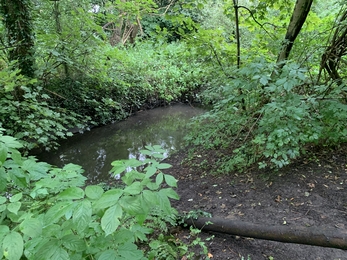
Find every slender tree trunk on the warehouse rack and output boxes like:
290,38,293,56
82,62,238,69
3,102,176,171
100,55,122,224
233,0,246,110
53,0,70,78
274,0,313,73
233,0,240,69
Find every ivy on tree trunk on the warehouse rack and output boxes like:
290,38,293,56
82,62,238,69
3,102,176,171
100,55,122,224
0,0,35,79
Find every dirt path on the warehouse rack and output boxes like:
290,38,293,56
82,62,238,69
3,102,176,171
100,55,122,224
165,147,347,260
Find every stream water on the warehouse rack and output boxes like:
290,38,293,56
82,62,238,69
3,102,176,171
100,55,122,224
37,103,204,184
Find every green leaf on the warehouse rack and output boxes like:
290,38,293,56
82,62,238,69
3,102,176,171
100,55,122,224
113,229,135,244
124,158,143,168
62,163,85,177
160,188,180,200
110,161,126,175
0,136,22,149
0,168,6,191
98,250,117,260
7,167,28,188
142,190,159,206
101,204,122,236
37,240,69,260
42,224,61,237
118,242,143,260
30,188,48,199
57,187,84,200
0,196,6,204
152,145,165,153
144,145,153,151
94,189,123,209
259,76,269,86
146,182,160,190
157,163,172,169
85,185,104,200
152,153,164,159
144,166,157,178
51,50,61,57
10,150,22,165
164,174,177,187
123,182,142,195
0,225,9,241
19,218,42,238
51,247,69,260
157,195,172,215
119,196,145,216
62,234,87,252
9,193,22,203
2,231,23,260
139,149,152,156
73,200,92,231
156,172,164,186
44,201,75,224
7,202,21,215
21,159,49,180
0,204,6,212
0,143,7,164
130,224,152,242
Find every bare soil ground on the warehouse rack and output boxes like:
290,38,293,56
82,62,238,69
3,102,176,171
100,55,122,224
165,146,347,260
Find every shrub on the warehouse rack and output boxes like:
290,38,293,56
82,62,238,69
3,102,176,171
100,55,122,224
0,66,84,151
185,58,347,171
43,41,208,127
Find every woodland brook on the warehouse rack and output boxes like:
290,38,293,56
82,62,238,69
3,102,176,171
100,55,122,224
2,0,347,259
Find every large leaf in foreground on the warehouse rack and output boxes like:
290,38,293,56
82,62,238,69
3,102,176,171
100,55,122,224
2,231,23,260
73,200,92,231
101,204,123,236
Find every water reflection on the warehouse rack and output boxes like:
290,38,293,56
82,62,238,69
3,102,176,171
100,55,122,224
36,104,204,183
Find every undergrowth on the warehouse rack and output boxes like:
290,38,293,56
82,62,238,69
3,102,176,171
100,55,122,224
0,133,210,260
1,41,209,152
185,58,347,172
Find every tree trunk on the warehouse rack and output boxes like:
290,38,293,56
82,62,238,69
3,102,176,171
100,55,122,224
0,0,35,78
184,217,347,250
275,0,313,71
233,0,240,69
317,9,347,84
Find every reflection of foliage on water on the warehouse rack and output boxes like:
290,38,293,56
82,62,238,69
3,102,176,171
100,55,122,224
111,112,191,161
95,112,192,183
38,105,204,184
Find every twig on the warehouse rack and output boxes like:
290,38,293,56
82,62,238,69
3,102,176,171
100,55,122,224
238,5,277,40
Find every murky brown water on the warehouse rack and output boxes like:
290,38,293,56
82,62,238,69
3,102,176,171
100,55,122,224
36,103,204,183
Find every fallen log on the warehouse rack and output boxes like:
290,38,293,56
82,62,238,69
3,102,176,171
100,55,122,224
184,217,347,250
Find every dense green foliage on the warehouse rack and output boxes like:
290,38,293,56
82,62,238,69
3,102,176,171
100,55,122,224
1,0,347,257
0,0,345,164
185,0,347,171
186,59,347,171
0,132,208,259
0,0,210,151
0,65,84,151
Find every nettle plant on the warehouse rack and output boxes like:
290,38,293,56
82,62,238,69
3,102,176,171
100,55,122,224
0,132,192,260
